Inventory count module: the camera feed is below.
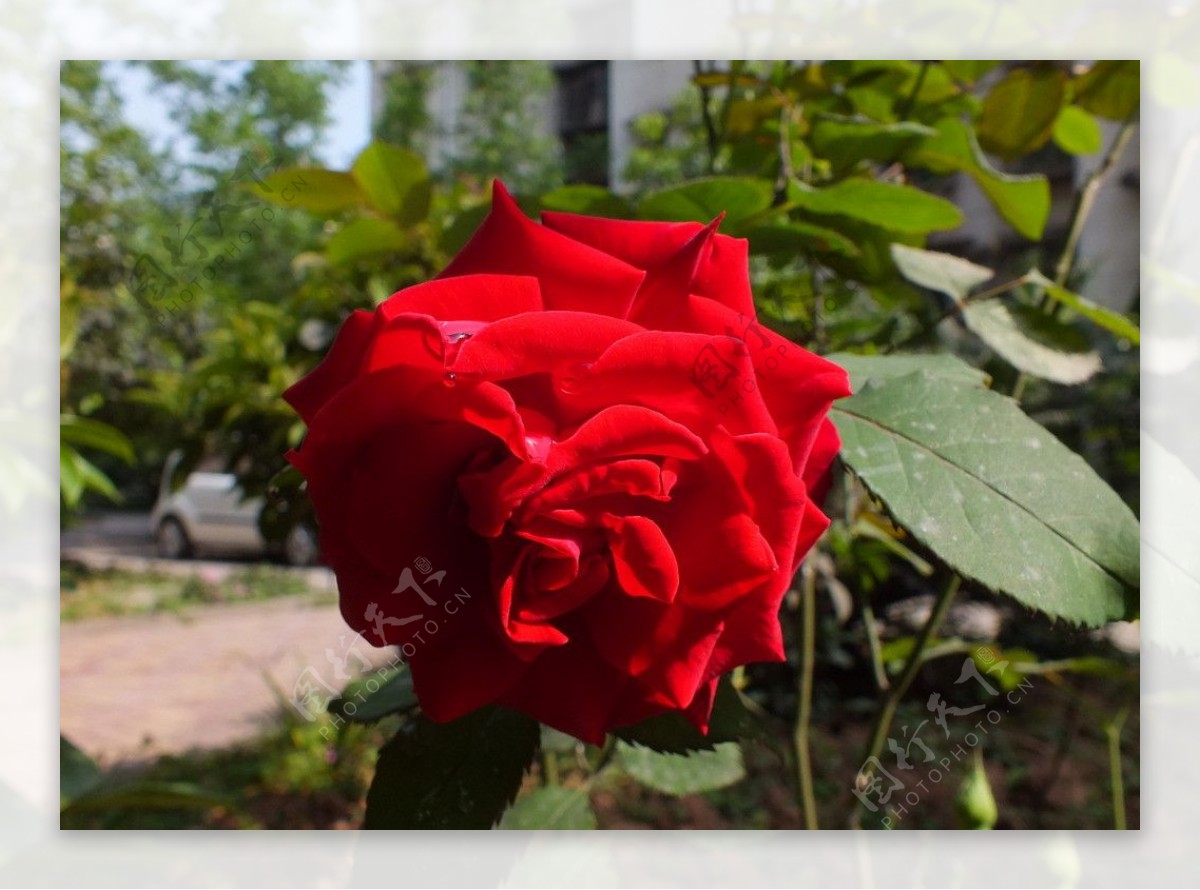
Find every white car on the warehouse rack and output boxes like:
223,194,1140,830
149,452,318,566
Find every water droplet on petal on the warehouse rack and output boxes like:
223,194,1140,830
446,331,473,344
442,372,458,388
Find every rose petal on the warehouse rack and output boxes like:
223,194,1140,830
440,182,646,318
604,514,680,603
540,211,755,317
283,309,373,424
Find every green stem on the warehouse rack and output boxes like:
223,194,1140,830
862,600,889,692
1013,114,1137,400
851,574,962,826
896,61,931,121
1106,707,1130,830
793,557,820,829
693,61,719,174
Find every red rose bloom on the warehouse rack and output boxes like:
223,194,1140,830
284,182,850,744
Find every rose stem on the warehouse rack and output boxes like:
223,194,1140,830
792,555,820,829
850,573,962,828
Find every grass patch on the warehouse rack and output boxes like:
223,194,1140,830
60,562,335,621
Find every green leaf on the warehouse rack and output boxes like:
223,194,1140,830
788,179,963,234
614,677,762,754
978,66,1067,160
1074,60,1140,120
1027,269,1140,344
251,168,366,214
539,185,633,219
64,781,226,813
60,736,102,806
638,177,773,224
744,221,859,258
832,371,1139,626
363,706,538,829
328,667,416,723
351,142,433,225
809,115,936,173
59,415,135,464
1052,105,1103,155
941,61,1000,85
962,300,1102,384
500,787,597,830
326,218,407,267
907,118,1050,240
60,447,84,507
890,244,993,301
617,741,745,796
827,352,989,393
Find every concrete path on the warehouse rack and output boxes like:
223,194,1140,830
60,597,393,765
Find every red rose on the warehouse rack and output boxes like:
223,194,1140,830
284,182,850,744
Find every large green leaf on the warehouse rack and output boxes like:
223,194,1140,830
1027,269,1141,344
832,371,1139,626
788,179,963,234
978,66,1067,160
638,177,774,224
362,706,538,829
1074,60,1140,121
906,118,1050,240
351,142,433,225
809,115,936,174
617,741,745,796
326,218,407,267
614,677,762,754
827,351,989,393
890,244,993,301
963,300,1102,384
251,168,366,214
500,787,597,830
328,667,416,724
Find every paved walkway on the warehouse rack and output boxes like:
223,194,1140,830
60,597,394,765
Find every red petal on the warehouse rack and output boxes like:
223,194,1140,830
283,309,373,424
540,211,755,317
440,181,646,318
604,514,680,603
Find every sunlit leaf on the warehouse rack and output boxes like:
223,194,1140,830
351,142,433,225
638,177,774,224
1027,269,1140,344
890,244,993,302
1052,105,1103,155
963,300,1102,384
250,168,365,214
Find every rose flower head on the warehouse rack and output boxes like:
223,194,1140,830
284,182,851,744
